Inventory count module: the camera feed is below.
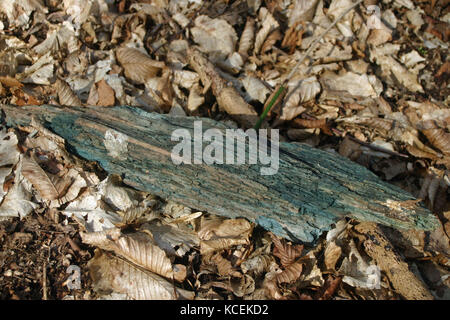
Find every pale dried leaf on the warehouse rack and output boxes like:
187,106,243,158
187,83,204,112
370,47,424,93
321,71,378,98
98,175,141,212
63,190,123,232
88,250,194,300
288,0,319,26
20,53,54,85
21,154,65,201
241,75,270,103
81,229,186,281
241,254,277,275
238,17,255,58
142,221,199,258
56,79,82,106
0,128,20,202
191,15,238,57
254,8,279,54
116,47,164,84
0,157,37,218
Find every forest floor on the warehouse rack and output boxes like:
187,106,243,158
0,0,449,300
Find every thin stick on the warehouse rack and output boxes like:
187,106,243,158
42,262,47,300
254,0,364,129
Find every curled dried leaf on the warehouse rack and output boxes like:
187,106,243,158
281,22,304,53
241,254,277,275
275,261,303,284
238,17,255,59
324,241,342,270
263,271,284,300
230,274,255,297
318,276,342,300
261,29,282,54
209,252,241,277
419,120,450,156
199,216,253,241
271,234,303,267
254,8,279,54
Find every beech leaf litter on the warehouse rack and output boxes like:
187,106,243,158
0,0,449,300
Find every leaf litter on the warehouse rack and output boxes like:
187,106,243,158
0,0,449,300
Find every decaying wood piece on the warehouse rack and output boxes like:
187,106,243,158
353,222,434,300
1,104,440,243
187,47,258,128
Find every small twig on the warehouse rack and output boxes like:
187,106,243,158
42,262,47,300
348,135,410,158
332,128,410,158
254,0,365,129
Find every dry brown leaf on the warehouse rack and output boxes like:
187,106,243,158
318,276,342,300
88,250,194,300
198,216,253,254
191,15,238,57
21,154,68,201
275,261,303,284
281,22,304,53
435,61,450,78
418,120,450,156
81,228,186,282
187,47,258,128
230,274,255,297
209,252,241,277
254,7,279,54
291,118,332,135
199,216,253,240
116,47,164,84
241,254,277,275
0,76,23,88
56,79,81,106
263,271,284,300
271,234,303,267
261,29,282,54
96,79,116,107
238,17,255,59
324,241,342,270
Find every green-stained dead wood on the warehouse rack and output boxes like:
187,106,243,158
1,104,440,243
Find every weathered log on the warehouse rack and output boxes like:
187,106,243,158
1,104,439,243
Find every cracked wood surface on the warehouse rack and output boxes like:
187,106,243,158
1,104,440,243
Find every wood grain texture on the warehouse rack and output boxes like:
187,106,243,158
1,104,440,243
